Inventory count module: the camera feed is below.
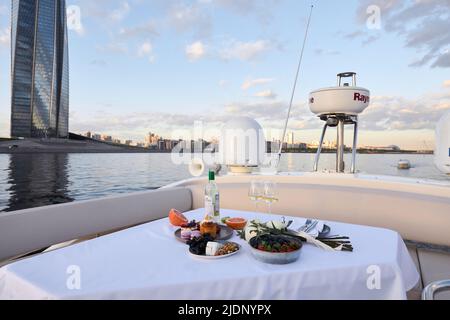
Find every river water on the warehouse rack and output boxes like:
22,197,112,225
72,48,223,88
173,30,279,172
0,153,447,212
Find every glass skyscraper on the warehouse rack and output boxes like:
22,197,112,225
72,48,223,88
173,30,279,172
11,0,69,139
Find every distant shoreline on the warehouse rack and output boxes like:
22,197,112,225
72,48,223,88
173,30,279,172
0,137,433,155
0,149,433,155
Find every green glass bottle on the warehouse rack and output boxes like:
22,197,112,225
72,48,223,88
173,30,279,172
205,171,220,223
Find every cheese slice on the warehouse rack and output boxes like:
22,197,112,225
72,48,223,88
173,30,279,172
206,242,223,256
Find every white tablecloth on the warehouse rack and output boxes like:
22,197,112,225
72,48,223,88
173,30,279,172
0,209,419,300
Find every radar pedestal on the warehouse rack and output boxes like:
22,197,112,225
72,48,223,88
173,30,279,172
309,72,370,173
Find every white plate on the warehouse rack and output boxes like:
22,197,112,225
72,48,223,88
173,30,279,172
189,243,241,260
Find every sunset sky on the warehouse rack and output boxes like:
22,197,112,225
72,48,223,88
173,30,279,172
1,0,449,149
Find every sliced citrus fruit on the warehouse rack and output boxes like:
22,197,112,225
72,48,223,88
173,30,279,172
225,218,248,230
169,209,188,227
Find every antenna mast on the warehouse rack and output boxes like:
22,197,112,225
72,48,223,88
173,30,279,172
276,5,314,168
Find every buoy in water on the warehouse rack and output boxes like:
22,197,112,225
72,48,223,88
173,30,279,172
397,159,411,170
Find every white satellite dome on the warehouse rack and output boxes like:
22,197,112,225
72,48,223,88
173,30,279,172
219,117,266,174
435,111,450,174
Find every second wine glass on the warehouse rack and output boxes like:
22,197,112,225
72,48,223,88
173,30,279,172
248,180,264,212
263,181,279,214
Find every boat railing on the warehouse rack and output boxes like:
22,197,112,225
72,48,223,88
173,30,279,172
422,280,450,300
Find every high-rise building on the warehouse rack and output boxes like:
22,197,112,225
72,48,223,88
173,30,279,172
11,0,69,138
288,132,295,145
145,132,160,147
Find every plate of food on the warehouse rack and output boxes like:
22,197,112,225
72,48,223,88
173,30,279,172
174,220,234,243
187,235,241,259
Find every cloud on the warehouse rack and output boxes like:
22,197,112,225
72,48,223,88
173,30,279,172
182,38,277,63
444,80,450,88
96,42,128,54
223,100,317,131
167,2,212,38
0,27,10,48
219,80,228,87
162,0,282,40
344,30,365,39
137,41,155,63
254,90,277,99
353,0,450,68
432,52,450,68
213,0,281,24
69,109,231,141
186,41,206,61
118,21,158,39
343,30,380,46
0,4,7,16
314,48,340,56
69,98,315,141
75,0,131,25
109,1,130,22
241,78,274,90
360,91,450,131
219,39,274,61
222,88,450,132
90,59,108,67
69,85,450,143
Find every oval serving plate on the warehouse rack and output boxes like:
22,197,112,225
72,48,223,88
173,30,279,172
189,242,241,260
174,225,234,243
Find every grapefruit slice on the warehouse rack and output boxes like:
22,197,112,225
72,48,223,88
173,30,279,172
169,209,188,227
225,218,248,230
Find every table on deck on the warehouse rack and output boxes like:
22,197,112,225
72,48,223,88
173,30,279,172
0,209,419,300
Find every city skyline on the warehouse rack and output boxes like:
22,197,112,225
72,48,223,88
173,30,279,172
0,1,449,149
10,0,69,138
78,129,415,154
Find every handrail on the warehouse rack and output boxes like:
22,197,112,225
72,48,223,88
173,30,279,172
422,280,450,300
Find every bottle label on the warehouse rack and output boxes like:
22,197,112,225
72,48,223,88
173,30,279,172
205,194,220,222
213,194,220,218
205,195,214,218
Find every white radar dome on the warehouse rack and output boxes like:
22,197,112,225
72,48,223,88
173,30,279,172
219,117,266,174
435,111,450,174
309,72,371,116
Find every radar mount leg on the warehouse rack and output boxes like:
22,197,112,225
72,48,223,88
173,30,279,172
313,123,328,172
336,118,345,173
351,117,359,174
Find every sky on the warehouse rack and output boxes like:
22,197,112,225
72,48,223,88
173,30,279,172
0,0,449,149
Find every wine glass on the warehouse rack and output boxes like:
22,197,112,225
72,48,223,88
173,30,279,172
263,181,279,214
248,180,263,212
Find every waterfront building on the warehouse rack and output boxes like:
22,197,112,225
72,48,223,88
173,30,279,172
101,135,112,142
288,132,295,145
145,132,160,148
11,0,69,138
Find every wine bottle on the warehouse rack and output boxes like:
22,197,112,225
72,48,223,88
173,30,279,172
205,170,220,223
